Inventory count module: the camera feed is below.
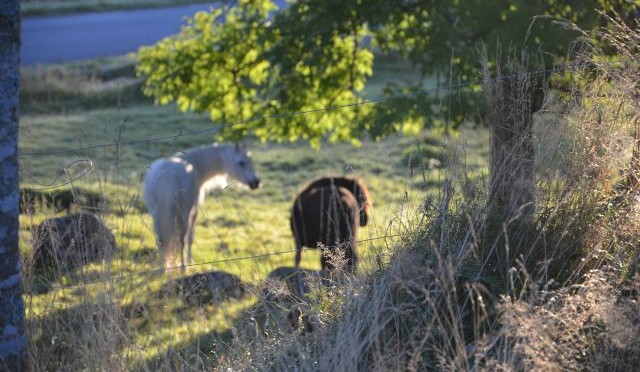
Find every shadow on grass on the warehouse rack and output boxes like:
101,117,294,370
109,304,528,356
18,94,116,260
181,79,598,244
132,267,324,370
26,299,131,371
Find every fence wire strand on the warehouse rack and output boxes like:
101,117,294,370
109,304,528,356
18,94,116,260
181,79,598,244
48,232,413,292
18,67,562,158
19,159,94,190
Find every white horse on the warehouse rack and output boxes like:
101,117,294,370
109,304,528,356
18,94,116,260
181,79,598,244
143,143,261,272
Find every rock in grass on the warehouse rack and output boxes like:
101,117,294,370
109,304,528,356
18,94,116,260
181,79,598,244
166,271,246,306
31,213,116,275
262,266,322,303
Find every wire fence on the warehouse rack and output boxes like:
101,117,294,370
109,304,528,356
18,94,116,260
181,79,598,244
48,232,413,292
18,67,563,159
19,64,567,299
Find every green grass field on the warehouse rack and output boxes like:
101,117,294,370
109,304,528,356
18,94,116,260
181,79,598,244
19,54,489,368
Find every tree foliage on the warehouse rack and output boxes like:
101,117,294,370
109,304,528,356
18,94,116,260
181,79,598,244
137,0,637,146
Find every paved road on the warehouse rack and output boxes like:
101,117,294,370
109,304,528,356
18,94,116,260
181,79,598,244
21,2,284,66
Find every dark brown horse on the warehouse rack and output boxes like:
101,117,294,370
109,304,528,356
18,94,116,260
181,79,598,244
290,176,372,273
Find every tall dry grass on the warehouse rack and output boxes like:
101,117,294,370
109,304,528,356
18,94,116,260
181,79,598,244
218,15,640,371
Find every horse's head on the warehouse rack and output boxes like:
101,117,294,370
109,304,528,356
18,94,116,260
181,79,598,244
224,143,261,190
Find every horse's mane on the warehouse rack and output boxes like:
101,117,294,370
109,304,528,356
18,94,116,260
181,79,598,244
296,175,372,220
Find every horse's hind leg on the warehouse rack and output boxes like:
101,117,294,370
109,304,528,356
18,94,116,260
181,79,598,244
178,227,187,273
151,209,162,254
346,239,358,273
171,202,189,273
185,209,198,267
345,212,359,273
291,207,304,267
295,243,302,267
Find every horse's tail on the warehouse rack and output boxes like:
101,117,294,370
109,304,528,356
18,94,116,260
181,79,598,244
156,202,185,271
161,236,182,271
145,177,184,271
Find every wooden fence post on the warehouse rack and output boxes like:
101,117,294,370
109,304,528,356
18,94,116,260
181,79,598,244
481,48,545,275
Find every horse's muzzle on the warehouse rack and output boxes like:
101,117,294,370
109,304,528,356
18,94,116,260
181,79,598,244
249,178,261,190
